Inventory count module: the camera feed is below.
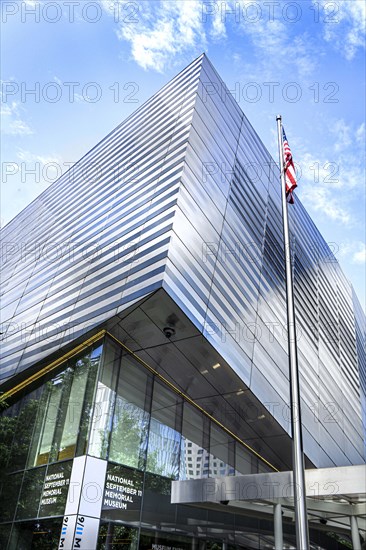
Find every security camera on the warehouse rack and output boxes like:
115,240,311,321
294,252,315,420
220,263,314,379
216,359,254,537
319,518,327,525
163,326,176,339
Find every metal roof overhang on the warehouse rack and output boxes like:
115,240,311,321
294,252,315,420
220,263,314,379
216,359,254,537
172,464,366,536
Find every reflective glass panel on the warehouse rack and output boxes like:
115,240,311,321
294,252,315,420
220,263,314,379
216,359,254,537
88,339,119,458
146,381,181,479
109,354,151,468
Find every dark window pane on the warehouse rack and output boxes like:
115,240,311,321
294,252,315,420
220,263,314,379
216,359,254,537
101,463,143,524
8,518,62,549
139,528,192,550
0,471,23,522
38,460,72,518
97,522,138,550
0,524,11,549
16,467,46,520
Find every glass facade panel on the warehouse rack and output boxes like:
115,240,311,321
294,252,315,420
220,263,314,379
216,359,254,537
146,381,182,479
209,423,235,477
180,402,207,480
28,375,63,467
97,522,138,550
15,466,46,520
75,345,103,456
24,343,103,468
1,388,41,473
0,341,103,543
140,473,176,531
38,460,73,518
55,358,89,461
8,518,62,549
235,443,254,475
109,354,151,468
101,462,143,524
0,471,23,523
88,340,119,459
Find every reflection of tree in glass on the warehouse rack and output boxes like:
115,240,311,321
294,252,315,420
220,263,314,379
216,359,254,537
0,397,40,524
15,466,46,520
97,523,138,550
145,472,171,495
146,418,181,479
109,402,149,469
0,398,39,474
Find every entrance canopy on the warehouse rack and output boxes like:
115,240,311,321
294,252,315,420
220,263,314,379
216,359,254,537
172,465,366,544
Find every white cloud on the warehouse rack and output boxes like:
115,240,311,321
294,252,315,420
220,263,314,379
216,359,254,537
356,122,365,144
1,101,19,117
7,120,34,136
102,0,207,72
353,245,366,264
101,0,317,80
210,8,226,40
296,115,365,228
16,149,61,166
15,149,63,182
1,94,34,136
301,186,351,225
314,0,366,60
331,119,352,152
338,241,366,264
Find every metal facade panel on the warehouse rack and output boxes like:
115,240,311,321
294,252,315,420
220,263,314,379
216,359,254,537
1,55,205,379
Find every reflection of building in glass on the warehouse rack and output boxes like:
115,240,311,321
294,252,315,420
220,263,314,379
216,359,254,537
0,54,365,550
182,440,235,480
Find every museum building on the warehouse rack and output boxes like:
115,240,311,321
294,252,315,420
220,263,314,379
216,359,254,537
0,54,365,549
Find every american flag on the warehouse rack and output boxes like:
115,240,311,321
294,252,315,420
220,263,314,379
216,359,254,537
282,127,297,204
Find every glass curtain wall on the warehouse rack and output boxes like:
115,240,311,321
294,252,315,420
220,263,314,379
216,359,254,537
0,341,103,548
0,334,271,549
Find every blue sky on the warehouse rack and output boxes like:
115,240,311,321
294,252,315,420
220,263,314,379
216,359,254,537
1,0,365,309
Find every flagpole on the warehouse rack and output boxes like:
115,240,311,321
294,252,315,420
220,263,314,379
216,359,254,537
276,115,310,549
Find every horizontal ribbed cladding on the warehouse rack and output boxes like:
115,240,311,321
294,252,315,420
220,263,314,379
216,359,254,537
291,200,319,350
169,55,366,468
168,57,254,385
287,196,365,464
352,287,366,458
0,55,205,380
1,69,200,304
335,266,364,461
0,55,204,244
